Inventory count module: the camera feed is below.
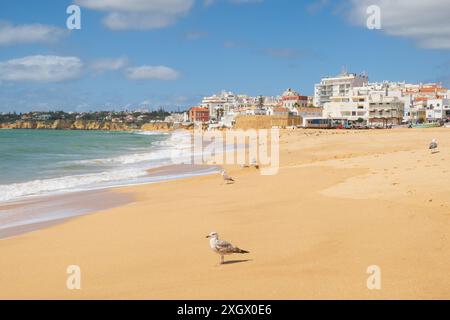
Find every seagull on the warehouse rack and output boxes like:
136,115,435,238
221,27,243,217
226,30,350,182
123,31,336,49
429,139,439,154
221,170,235,184
250,157,260,170
206,232,249,264
240,159,259,170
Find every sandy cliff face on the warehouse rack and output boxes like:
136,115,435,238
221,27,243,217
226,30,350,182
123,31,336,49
0,121,72,130
0,120,174,131
141,122,172,131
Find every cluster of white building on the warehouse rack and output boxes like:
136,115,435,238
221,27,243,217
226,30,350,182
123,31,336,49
201,91,278,119
193,89,319,127
314,71,450,127
188,70,449,128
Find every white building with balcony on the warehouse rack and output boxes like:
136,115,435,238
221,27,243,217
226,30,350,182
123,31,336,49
314,71,369,107
323,97,369,123
201,91,239,121
322,85,406,125
426,99,450,122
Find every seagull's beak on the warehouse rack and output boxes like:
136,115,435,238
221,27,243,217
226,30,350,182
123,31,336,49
206,235,210,238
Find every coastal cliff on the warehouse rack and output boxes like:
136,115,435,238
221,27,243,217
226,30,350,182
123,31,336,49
0,120,180,131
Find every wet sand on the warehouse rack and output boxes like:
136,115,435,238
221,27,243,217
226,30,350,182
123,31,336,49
0,190,133,240
0,164,219,240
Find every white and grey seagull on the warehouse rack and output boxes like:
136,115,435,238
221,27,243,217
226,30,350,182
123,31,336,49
250,157,260,170
206,232,249,264
221,170,235,184
429,139,439,154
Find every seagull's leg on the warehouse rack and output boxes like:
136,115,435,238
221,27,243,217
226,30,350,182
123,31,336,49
221,255,224,264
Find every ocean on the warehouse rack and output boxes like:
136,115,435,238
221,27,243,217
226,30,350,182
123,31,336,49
0,129,210,203
0,129,220,238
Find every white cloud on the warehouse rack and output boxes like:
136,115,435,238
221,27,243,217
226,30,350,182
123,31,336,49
90,56,128,72
0,22,67,46
347,0,450,49
0,55,83,82
125,65,180,80
76,0,194,30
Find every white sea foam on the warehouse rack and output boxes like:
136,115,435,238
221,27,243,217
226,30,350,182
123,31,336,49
133,131,170,136
66,130,192,166
0,168,148,202
0,130,194,203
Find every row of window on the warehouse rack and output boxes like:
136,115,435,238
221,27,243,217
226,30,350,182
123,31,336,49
341,111,367,116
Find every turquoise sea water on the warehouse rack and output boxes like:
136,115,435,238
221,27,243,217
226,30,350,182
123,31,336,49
0,129,193,202
0,130,168,184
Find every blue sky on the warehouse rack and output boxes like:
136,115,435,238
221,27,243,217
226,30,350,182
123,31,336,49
0,0,449,112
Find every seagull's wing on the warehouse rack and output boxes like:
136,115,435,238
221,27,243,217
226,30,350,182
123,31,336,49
223,173,234,181
215,239,248,254
215,240,236,253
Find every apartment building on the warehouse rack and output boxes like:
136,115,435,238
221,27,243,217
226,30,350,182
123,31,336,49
426,98,450,122
201,91,238,120
188,107,210,123
323,97,369,123
314,71,369,107
368,100,405,127
281,88,308,110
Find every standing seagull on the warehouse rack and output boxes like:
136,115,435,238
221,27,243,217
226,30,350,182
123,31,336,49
429,139,439,154
251,157,260,170
221,170,235,184
206,232,249,264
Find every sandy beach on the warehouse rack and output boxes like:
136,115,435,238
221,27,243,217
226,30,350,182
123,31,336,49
0,128,449,299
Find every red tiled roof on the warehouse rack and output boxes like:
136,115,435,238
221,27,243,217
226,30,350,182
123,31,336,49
420,88,437,93
190,107,209,112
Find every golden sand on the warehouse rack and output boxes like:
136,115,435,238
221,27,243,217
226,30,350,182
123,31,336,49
0,128,449,299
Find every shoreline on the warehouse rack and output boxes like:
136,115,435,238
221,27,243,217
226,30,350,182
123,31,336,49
0,164,221,240
0,129,197,203
0,128,449,299
0,189,133,240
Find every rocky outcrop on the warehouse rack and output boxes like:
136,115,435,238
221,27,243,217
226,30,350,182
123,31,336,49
141,122,172,131
0,120,179,132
